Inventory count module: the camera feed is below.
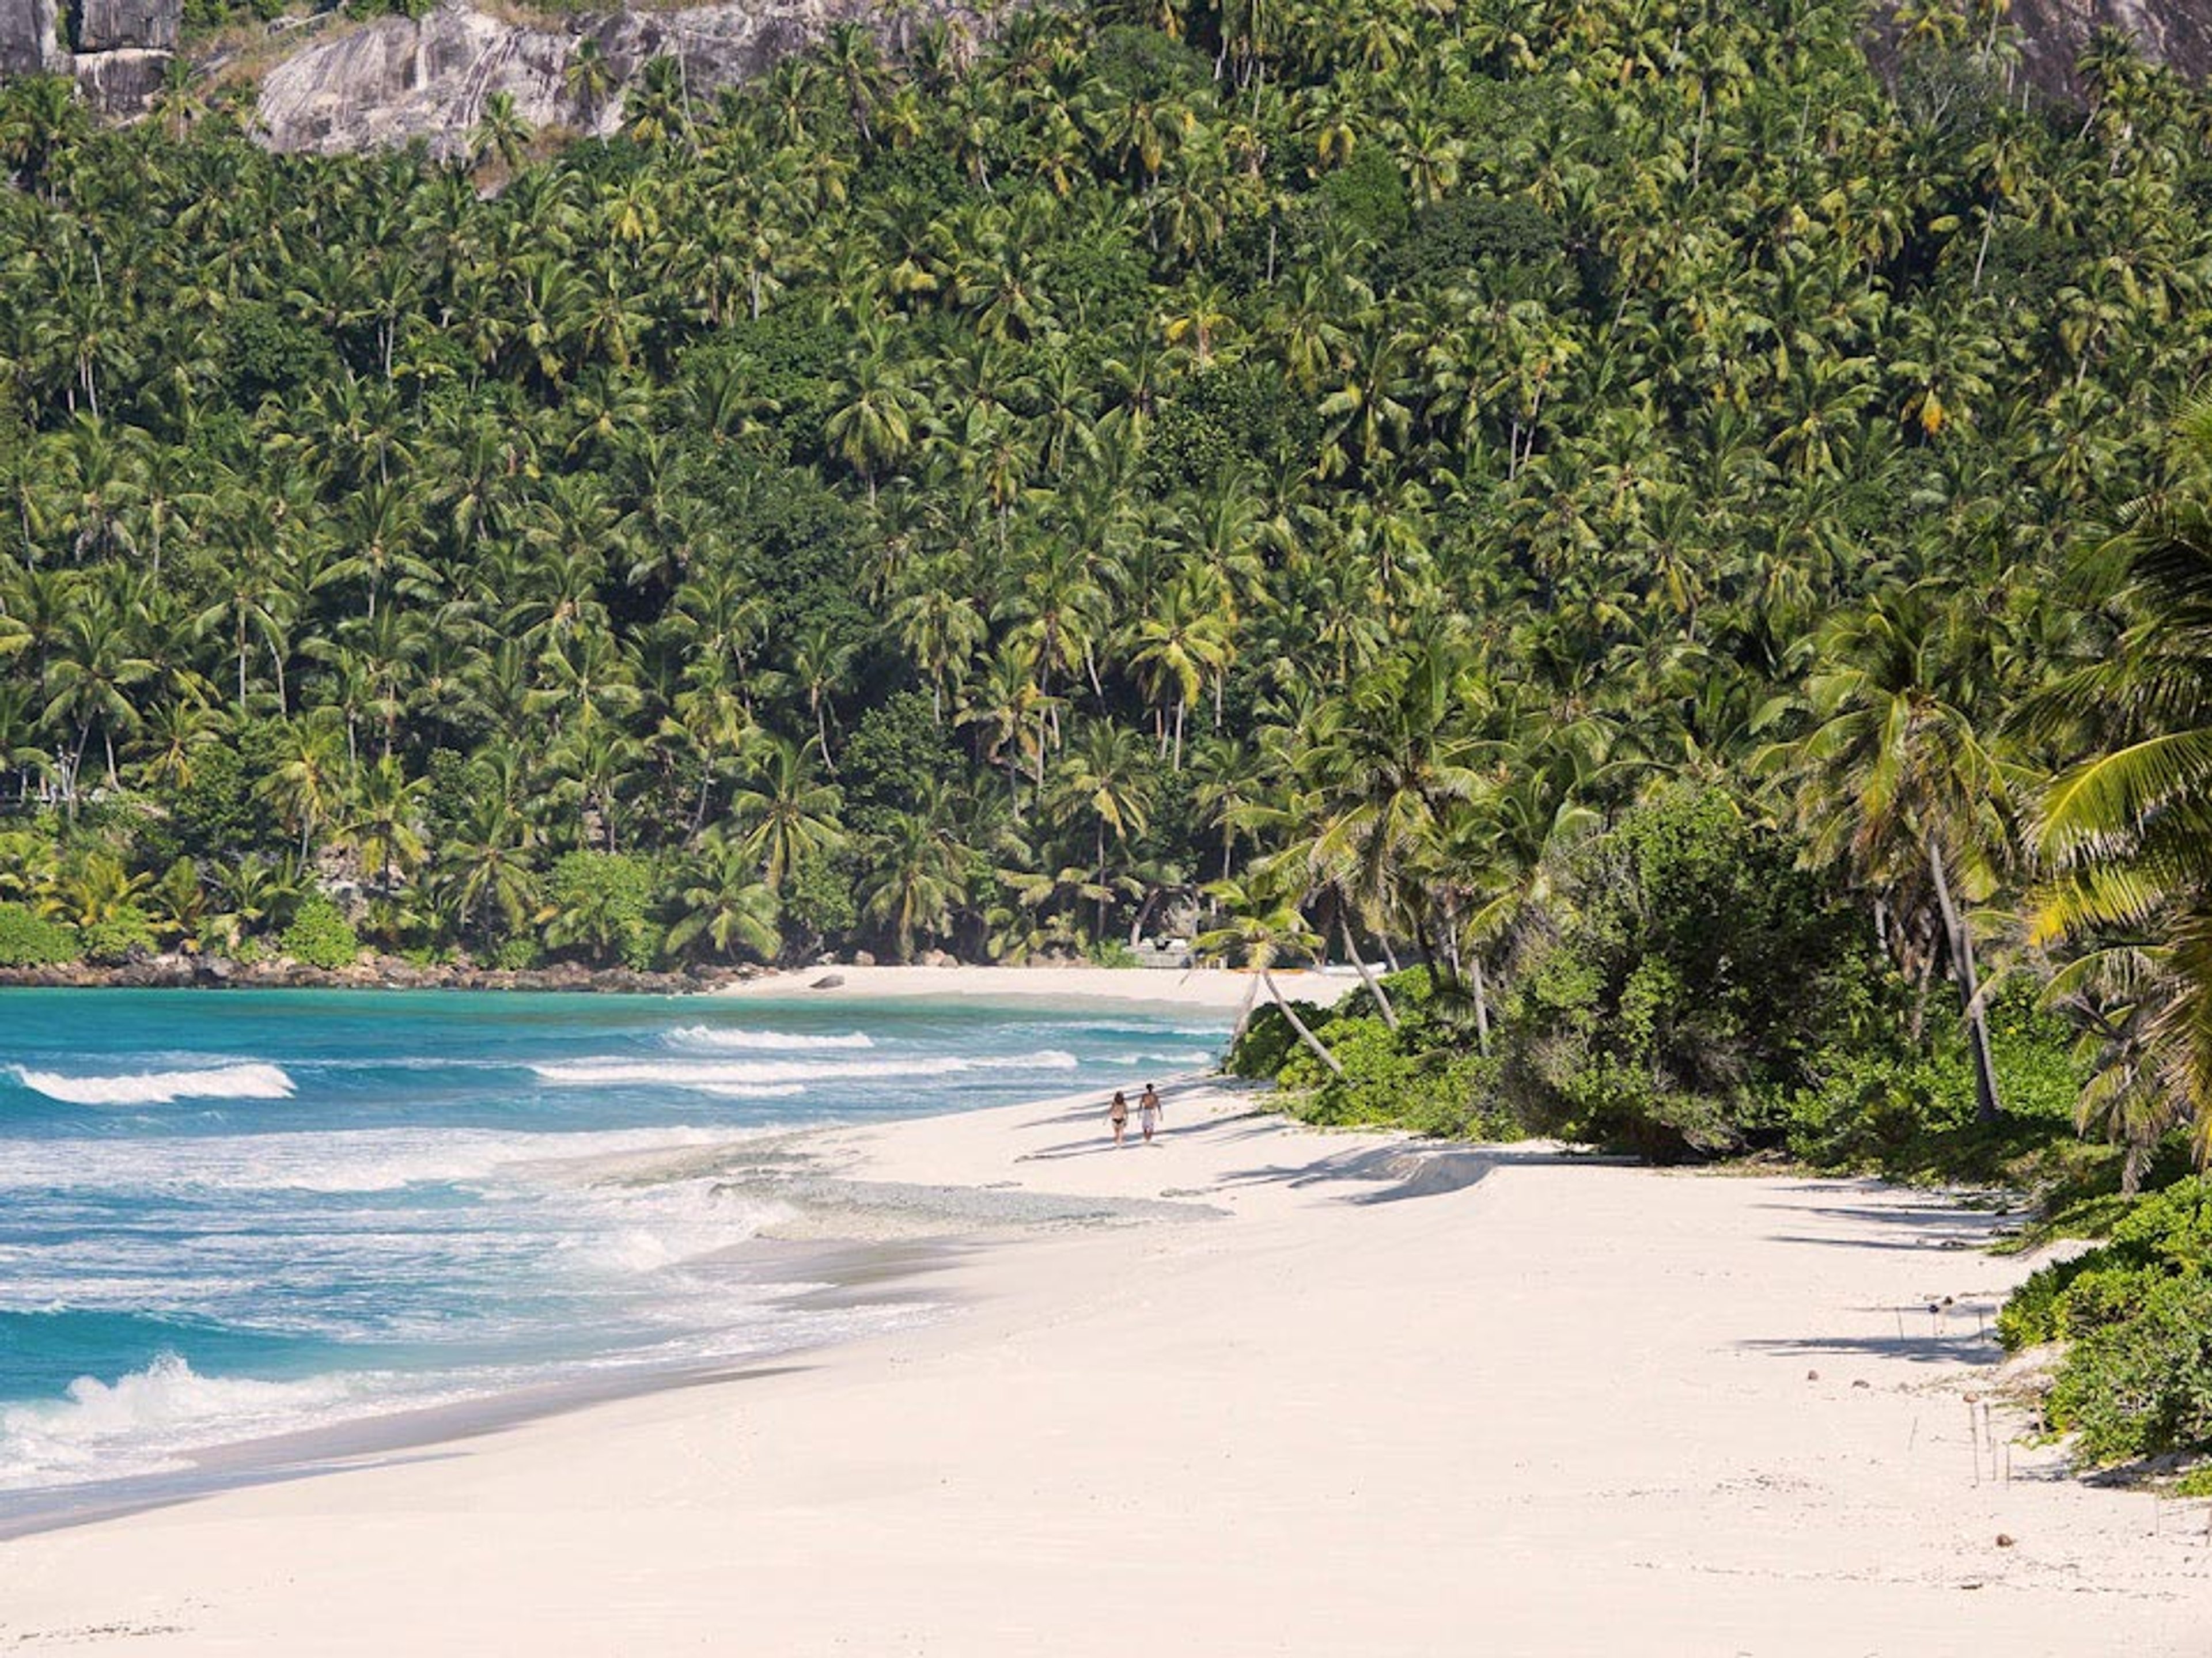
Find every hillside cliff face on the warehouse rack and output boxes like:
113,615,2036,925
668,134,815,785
255,0,900,157
1867,0,2212,103
0,0,176,109
3,0,2212,140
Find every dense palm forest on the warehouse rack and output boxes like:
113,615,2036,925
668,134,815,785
3,0,2212,1148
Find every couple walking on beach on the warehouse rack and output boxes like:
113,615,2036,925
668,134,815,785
1108,1083,1162,1147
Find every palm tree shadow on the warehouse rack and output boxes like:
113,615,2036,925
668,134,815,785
1216,1140,1579,1204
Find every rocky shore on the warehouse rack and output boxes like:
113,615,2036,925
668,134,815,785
0,954,764,993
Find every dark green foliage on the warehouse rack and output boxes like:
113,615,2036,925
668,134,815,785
1317,146,1410,246
0,903,79,966
782,850,857,947
79,905,157,963
1149,363,1320,487
1502,790,1883,1159
543,851,660,969
279,895,361,969
1374,196,1566,294
163,737,283,864
1225,999,1329,1079
1786,982,2085,1173
222,302,342,409
1089,25,1213,104
839,690,958,832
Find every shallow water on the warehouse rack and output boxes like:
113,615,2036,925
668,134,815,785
0,989,1226,1509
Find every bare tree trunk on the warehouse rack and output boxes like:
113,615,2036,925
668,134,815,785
1229,970,1260,1047
1264,968,1342,1078
1338,909,1396,1031
1927,836,2002,1125
1470,954,1491,1057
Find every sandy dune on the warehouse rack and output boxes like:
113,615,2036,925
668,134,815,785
3,1083,2205,1656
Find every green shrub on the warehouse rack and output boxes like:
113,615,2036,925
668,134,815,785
2046,1276,2212,1466
1998,1179,2212,1350
1282,1014,1517,1140
493,935,540,971
1225,999,1327,1078
0,903,79,966
80,905,158,965
543,851,662,970
1087,938,1139,969
1999,1177,2212,1467
1500,787,1887,1160
281,895,361,970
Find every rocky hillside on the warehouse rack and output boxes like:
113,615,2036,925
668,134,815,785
1863,0,2212,104
254,0,918,157
1,0,179,112
2,0,2211,148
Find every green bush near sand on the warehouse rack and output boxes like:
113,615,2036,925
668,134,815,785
1228,972,1516,1141
0,904,81,967
2001,1177,2212,1468
1229,791,2085,1169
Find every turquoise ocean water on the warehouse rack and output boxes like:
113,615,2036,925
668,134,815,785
0,989,1226,1515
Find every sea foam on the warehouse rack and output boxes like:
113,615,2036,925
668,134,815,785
12,1063,297,1107
0,1352,367,1489
532,1052,1079,1090
660,1026,874,1052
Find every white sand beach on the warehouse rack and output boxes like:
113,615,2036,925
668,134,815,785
3,1080,2206,1655
715,961,1344,1011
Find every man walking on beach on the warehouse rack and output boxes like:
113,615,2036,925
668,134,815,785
1139,1083,1161,1143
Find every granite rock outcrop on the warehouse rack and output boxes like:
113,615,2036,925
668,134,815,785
0,0,60,74
1866,0,2212,105
255,0,917,158
0,0,181,114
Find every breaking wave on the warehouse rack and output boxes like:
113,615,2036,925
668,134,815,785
12,1063,297,1107
660,1026,874,1052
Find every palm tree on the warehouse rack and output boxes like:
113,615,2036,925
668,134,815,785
471,91,534,174
1765,586,2019,1124
729,734,844,892
666,831,782,961
565,38,620,134
337,754,429,894
437,790,540,946
858,809,967,961
2031,401,2212,1153
1050,720,1155,941
1194,874,1342,1077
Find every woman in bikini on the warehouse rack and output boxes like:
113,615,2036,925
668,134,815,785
1108,1090,1130,1146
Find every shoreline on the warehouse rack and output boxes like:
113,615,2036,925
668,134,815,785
712,961,1346,1011
4,1075,2205,1651
0,959,1347,1010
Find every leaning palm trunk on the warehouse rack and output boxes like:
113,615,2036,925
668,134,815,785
1469,955,1492,1057
1927,836,2002,1125
1229,970,1260,1047
1264,968,1343,1077
1338,911,1397,1031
